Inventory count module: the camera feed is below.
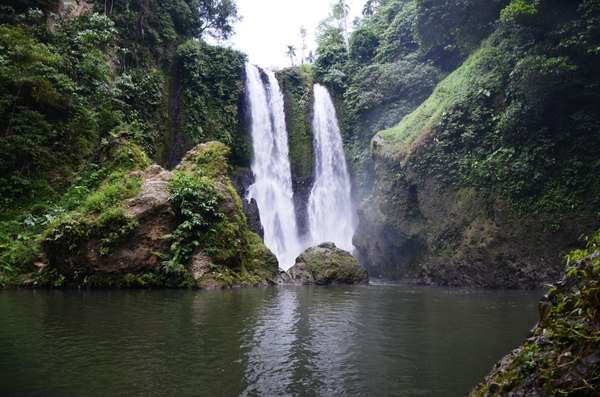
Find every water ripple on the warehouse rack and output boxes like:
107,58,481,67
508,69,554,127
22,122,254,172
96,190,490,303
0,286,542,397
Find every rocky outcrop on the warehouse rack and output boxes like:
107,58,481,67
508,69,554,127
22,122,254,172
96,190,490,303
41,142,278,288
354,1,600,288
354,159,589,288
471,242,600,396
287,242,369,285
232,167,264,238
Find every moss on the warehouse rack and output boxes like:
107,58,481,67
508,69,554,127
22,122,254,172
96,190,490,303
377,38,509,160
197,263,272,289
276,66,315,181
178,141,231,178
242,231,279,274
42,204,140,265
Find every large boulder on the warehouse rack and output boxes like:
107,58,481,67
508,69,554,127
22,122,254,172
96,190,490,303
42,142,278,288
287,243,369,285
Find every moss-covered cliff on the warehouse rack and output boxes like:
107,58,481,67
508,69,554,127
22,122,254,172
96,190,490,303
471,230,600,395
337,0,600,287
0,1,263,287
0,141,278,289
276,65,315,237
315,0,510,198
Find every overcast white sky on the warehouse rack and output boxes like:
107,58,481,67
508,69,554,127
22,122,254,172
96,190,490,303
226,0,367,69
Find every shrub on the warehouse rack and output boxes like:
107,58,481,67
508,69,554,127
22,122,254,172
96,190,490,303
163,171,225,275
500,0,539,24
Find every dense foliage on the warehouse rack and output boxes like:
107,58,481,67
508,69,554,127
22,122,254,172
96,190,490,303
320,0,600,285
314,0,509,195
0,11,117,207
0,1,251,286
164,171,225,277
0,138,150,287
379,0,600,220
174,39,246,166
166,142,278,287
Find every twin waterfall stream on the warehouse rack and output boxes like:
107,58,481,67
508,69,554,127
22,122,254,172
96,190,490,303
245,64,356,270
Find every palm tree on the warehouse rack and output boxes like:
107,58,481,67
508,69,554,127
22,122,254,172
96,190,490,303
333,0,350,51
286,45,297,67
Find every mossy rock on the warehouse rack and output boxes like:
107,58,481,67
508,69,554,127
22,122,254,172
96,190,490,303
288,242,368,285
19,141,278,289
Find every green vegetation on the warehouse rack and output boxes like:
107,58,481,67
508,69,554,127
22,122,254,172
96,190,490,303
313,0,508,195
175,39,247,165
377,0,600,218
471,230,600,396
164,171,225,276
0,1,261,288
500,0,539,24
0,12,117,208
167,143,278,287
342,0,600,285
0,0,244,206
0,138,149,287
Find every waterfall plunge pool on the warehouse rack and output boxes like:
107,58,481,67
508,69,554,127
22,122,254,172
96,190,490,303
0,285,541,396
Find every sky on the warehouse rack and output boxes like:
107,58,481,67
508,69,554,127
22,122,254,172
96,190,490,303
226,0,367,69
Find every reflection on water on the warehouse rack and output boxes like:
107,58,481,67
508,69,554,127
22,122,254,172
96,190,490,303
0,285,541,397
242,288,300,396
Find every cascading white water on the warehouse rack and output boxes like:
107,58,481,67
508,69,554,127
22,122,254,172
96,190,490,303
307,84,356,252
245,63,302,270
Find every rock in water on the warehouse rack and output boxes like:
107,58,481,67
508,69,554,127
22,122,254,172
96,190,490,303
288,243,368,285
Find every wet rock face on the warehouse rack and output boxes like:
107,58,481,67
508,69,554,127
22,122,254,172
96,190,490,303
276,67,315,240
189,250,213,282
354,155,588,288
232,168,264,238
292,177,312,239
287,242,369,285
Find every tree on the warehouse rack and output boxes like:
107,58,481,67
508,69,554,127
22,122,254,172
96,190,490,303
314,26,348,90
307,50,315,64
300,25,308,64
332,0,350,51
286,45,297,66
350,26,379,63
362,0,381,16
196,0,240,40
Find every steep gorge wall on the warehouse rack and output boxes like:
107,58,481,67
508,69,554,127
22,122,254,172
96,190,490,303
355,0,600,287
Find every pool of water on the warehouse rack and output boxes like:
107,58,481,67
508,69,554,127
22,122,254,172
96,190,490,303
0,284,542,396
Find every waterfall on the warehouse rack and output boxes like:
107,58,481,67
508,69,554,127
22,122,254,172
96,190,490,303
245,64,302,270
307,84,356,252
